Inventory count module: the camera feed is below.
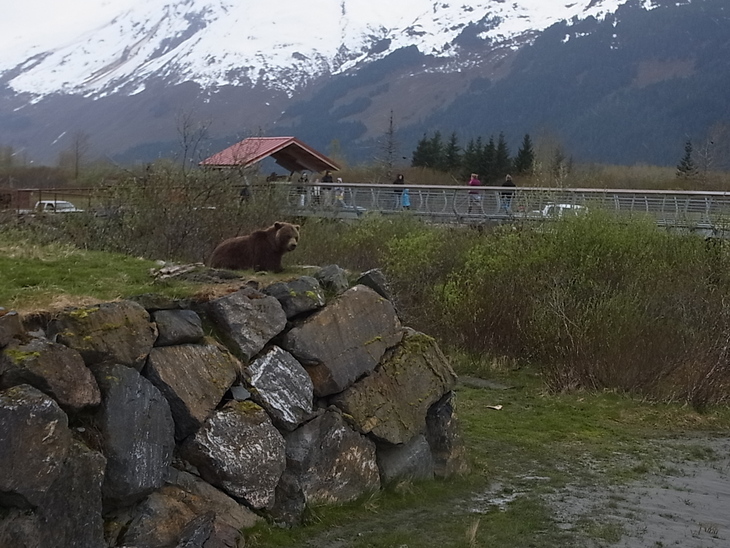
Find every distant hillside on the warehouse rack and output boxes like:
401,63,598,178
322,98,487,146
280,0,730,167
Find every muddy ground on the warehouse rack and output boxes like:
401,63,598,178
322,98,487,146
545,436,730,547
459,378,730,547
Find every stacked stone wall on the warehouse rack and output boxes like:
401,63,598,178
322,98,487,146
0,266,468,548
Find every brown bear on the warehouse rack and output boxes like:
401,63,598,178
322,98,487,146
208,222,300,272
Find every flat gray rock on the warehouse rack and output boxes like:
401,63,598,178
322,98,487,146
145,344,239,440
204,287,287,362
280,285,403,397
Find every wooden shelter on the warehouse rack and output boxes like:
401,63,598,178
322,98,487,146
199,136,339,174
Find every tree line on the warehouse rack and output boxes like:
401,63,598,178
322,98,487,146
676,128,730,179
411,131,535,184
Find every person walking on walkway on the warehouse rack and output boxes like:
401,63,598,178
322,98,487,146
467,173,482,214
393,174,405,209
500,174,516,215
401,187,411,210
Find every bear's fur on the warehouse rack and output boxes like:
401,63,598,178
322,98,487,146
209,222,300,272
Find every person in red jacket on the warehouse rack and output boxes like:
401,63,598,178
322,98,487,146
467,173,481,214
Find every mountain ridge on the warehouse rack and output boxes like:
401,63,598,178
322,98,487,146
1,0,630,98
1,0,728,168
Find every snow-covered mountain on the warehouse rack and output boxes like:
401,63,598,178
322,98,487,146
2,0,635,98
1,0,727,168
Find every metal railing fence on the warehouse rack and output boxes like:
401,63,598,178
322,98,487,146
274,182,730,235
6,183,730,235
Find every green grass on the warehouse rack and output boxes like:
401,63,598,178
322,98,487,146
0,231,194,311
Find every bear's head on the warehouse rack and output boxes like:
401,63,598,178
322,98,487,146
274,222,300,252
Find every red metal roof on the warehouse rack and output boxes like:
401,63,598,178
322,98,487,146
199,136,339,173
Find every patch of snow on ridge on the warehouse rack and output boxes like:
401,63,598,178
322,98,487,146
0,0,635,99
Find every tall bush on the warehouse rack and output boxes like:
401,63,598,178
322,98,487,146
63,163,285,263
298,212,730,406
434,213,730,404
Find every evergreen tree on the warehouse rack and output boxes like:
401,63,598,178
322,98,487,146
411,133,431,168
677,139,698,177
443,132,462,173
513,133,535,174
494,132,512,179
479,136,496,184
428,131,445,171
462,137,482,181
411,131,445,169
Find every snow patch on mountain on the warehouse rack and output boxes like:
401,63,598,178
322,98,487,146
0,0,632,99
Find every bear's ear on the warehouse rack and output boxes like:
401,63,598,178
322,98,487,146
294,224,300,230
274,222,283,230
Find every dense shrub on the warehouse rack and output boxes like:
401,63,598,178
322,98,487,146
296,213,730,407
61,164,285,263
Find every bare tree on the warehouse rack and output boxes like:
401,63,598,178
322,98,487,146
58,131,91,183
696,123,730,178
176,110,211,175
374,110,399,182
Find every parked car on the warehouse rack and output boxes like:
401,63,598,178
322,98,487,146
34,200,83,213
533,203,586,218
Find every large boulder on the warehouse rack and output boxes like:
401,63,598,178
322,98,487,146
114,485,242,548
426,391,470,478
204,287,287,362
152,309,205,347
166,468,261,531
0,385,71,508
1,339,101,413
279,285,403,397
117,490,195,548
181,401,286,510
39,441,107,548
0,509,42,548
145,344,239,440
285,410,380,506
0,384,72,509
314,264,349,294
48,300,157,370
119,475,253,548
356,268,393,301
0,446,106,548
263,276,326,319
0,386,106,548
268,469,306,527
245,346,314,431
331,330,457,444
376,434,435,484
92,363,175,507
175,513,217,548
